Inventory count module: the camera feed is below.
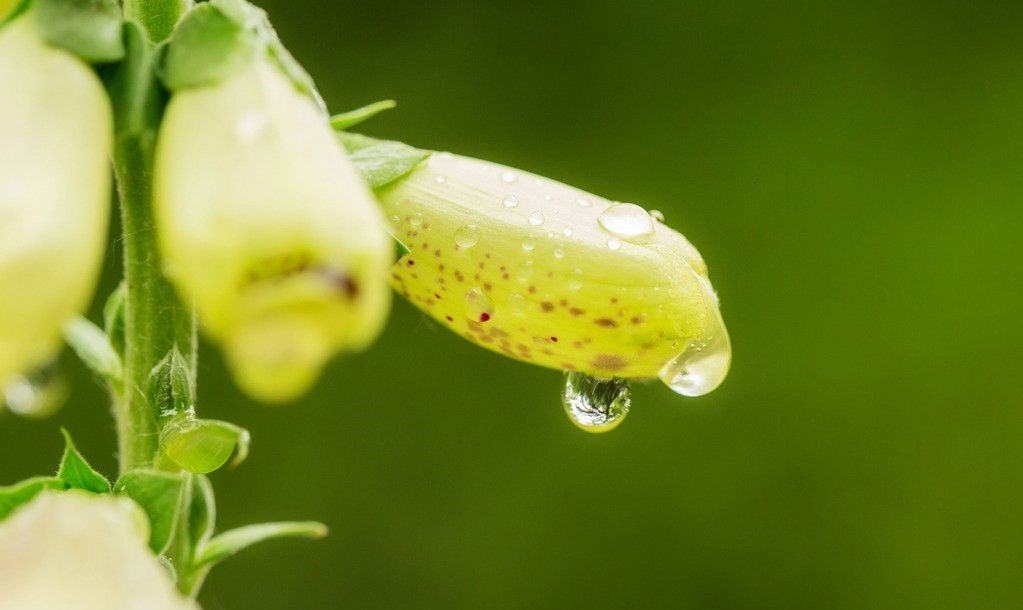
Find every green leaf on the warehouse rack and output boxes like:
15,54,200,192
57,429,111,493
393,234,411,260
34,0,125,63
187,474,216,549
329,100,397,131
149,346,194,416
103,282,127,356
63,317,123,387
114,469,186,554
337,132,432,191
195,521,328,568
161,419,250,474
157,1,257,91
0,477,66,520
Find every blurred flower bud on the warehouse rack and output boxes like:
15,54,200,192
378,153,730,396
155,58,391,403
0,491,196,610
0,18,111,390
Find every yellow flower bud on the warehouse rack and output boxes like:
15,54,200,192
0,491,196,610
0,18,111,389
378,153,730,395
155,59,392,403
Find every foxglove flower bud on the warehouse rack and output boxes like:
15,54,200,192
155,59,391,402
378,153,730,396
0,491,196,610
0,18,111,390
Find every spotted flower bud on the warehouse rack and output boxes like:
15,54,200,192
0,18,111,390
0,491,196,610
155,58,391,402
378,153,730,396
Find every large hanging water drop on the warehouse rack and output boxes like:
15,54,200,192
561,372,631,433
597,203,655,242
658,280,731,396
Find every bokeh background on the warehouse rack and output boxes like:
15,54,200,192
4,1,1023,608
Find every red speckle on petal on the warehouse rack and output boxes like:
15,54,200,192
479,313,491,323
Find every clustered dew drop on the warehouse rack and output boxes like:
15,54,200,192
435,175,447,184
597,203,655,242
562,228,574,237
501,171,518,184
561,372,631,433
553,247,565,259
464,287,494,323
528,211,545,226
606,237,622,250
454,224,480,249
408,212,423,228
543,193,553,201
521,235,537,252
503,195,519,208
576,197,592,208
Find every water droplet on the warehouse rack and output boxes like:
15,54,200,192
543,193,553,201
562,373,631,433
529,211,545,226
2,365,68,419
501,171,518,184
576,197,592,208
562,228,574,237
650,209,665,223
234,111,268,142
606,237,622,250
454,224,480,248
503,195,519,208
553,247,565,259
464,287,494,322
521,235,536,252
658,284,731,397
408,213,423,228
435,175,447,184
597,203,655,242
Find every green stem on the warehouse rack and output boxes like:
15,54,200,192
111,0,196,474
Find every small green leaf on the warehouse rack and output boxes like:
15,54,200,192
392,234,411,261
188,474,216,549
149,346,194,416
157,2,257,91
114,469,186,554
57,429,111,493
337,132,432,190
34,0,125,63
161,419,250,474
63,317,123,387
103,282,127,356
330,100,397,131
0,477,66,520
195,521,328,568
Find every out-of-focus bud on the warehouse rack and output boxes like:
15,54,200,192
0,491,196,610
0,18,111,392
155,58,391,402
377,153,730,396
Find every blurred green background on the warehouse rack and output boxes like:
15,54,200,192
4,0,1023,608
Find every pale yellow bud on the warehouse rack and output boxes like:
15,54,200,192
155,59,392,402
0,18,111,389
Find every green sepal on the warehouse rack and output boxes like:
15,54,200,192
329,100,396,131
337,132,432,190
57,428,111,493
160,418,250,474
33,0,124,63
63,316,123,388
114,469,186,554
187,474,216,549
103,282,127,356
122,0,192,44
149,346,195,416
156,0,257,91
105,19,166,149
0,477,67,520
194,521,328,569
0,0,30,26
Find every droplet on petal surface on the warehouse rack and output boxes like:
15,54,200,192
454,224,480,249
464,287,494,323
598,203,655,242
